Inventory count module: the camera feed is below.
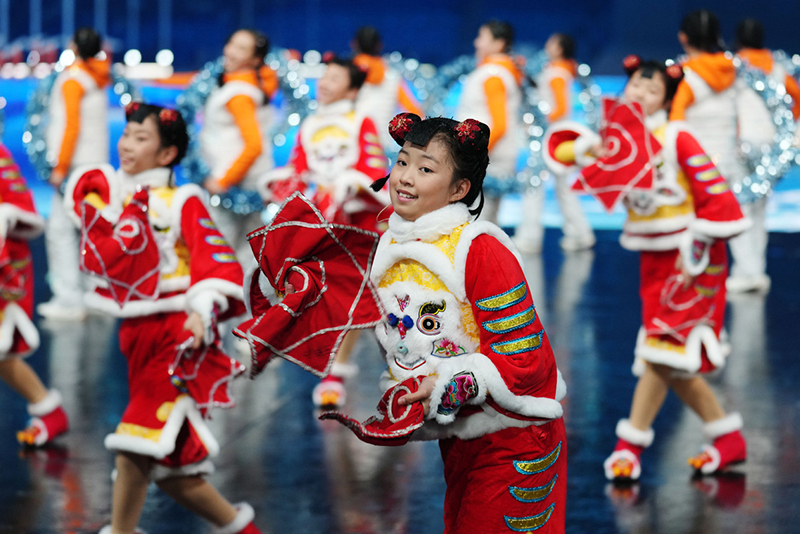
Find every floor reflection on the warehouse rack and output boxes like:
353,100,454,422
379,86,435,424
0,229,798,533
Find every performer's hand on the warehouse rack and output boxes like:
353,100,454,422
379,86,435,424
204,178,227,196
183,312,206,349
675,253,697,289
589,143,607,158
49,169,66,187
398,374,437,415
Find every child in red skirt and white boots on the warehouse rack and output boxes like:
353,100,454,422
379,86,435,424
0,142,69,447
64,103,261,534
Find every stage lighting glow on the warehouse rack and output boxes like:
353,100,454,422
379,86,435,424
59,49,76,66
156,49,174,66
124,49,142,66
303,50,322,65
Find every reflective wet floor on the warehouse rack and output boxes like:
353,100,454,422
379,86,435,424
1,228,798,533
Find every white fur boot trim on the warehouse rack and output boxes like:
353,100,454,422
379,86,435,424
697,444,722,475
702,413,743,440
616,419,655,448
329,361,358,379
27,390,63,417
213,502,255,534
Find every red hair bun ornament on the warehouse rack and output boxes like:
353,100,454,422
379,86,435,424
665,63,685,83
623,54,641,75
388,112,422,146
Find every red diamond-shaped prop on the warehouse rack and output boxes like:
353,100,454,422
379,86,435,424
79,188,161,307
234,192,384,377
572,99,662,212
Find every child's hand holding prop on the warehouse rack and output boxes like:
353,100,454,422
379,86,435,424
571,98,662,212
234,192,384,378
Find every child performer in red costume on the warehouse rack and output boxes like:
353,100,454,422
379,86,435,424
551,58,749,480
261,55,389,408
365,113,567,533
0,143,69,447
64,104,261,534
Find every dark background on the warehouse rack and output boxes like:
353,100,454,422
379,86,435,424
4,0,800,72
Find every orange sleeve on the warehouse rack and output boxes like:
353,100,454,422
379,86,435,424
54,79,85,176
217,94,263,189
548,76,569,122
484,76,507,153
784,74,800,121
669,80,695,121
260,67,279,100
397,81,424,117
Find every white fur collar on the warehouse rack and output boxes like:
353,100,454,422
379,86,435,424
316,99,355,116
120,167,173,195
645,109,668,132
387,203,471,244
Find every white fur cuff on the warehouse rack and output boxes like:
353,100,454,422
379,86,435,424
573,132,602,168
213,502,255,534
28,390,63,417
615,419,654,448
703,412,743,440
330,361,359,379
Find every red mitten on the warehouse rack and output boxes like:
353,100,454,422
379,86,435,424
319,375,427,446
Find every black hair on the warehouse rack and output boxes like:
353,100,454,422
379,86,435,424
354,26,382,56
324,55,367,90
219,29,271,105
736,19,765,50
124,103,189,168
622,55,685,106
73,27,101,60
680,10,723,53
483,20,514,52
553,33,576,60
371,114,490,218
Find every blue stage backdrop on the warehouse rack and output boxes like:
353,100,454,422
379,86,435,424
3,1,800,74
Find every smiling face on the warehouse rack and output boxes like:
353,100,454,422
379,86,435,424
473,26,506,62
388,137,470,222
117,115,176,175
223,30,261,72
623,69,669,117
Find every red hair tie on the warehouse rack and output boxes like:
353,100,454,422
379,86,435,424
388,113,421,146
454,119,483,143
159,108,178,125
124,101,140,118
665,64,684,80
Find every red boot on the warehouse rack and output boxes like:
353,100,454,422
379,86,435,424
689,413,746,475
214,502,261,534
17,390,69,447
603,419,654,481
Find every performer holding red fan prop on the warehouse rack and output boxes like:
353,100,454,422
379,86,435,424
544,56,750,482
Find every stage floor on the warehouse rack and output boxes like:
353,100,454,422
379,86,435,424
1,228,798,533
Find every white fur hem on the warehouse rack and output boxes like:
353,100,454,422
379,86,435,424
150,458,215,482
28,389,62,417
615,419,654,447
99,526,146,534
213,502,255,534
0,302,40,356
411,403,551,441
698,444,722,474
703,412,743,440
427,353,564,425
185,279,244,315
619,230,686,251
0,204,44,240
84,291,187,318
104,396,219,459
690,217,751,240
633,325,725,375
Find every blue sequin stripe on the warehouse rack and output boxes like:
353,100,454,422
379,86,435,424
475,282,527,311
508,474,559,503
504,504,555,532
483,305,537,334
491,329,544,356
513,442,562,475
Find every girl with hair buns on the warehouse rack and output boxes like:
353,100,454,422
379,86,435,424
366,113,567,532
39,26,111,320
64,103,261,534
552,56,748,481
201,28,278,261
